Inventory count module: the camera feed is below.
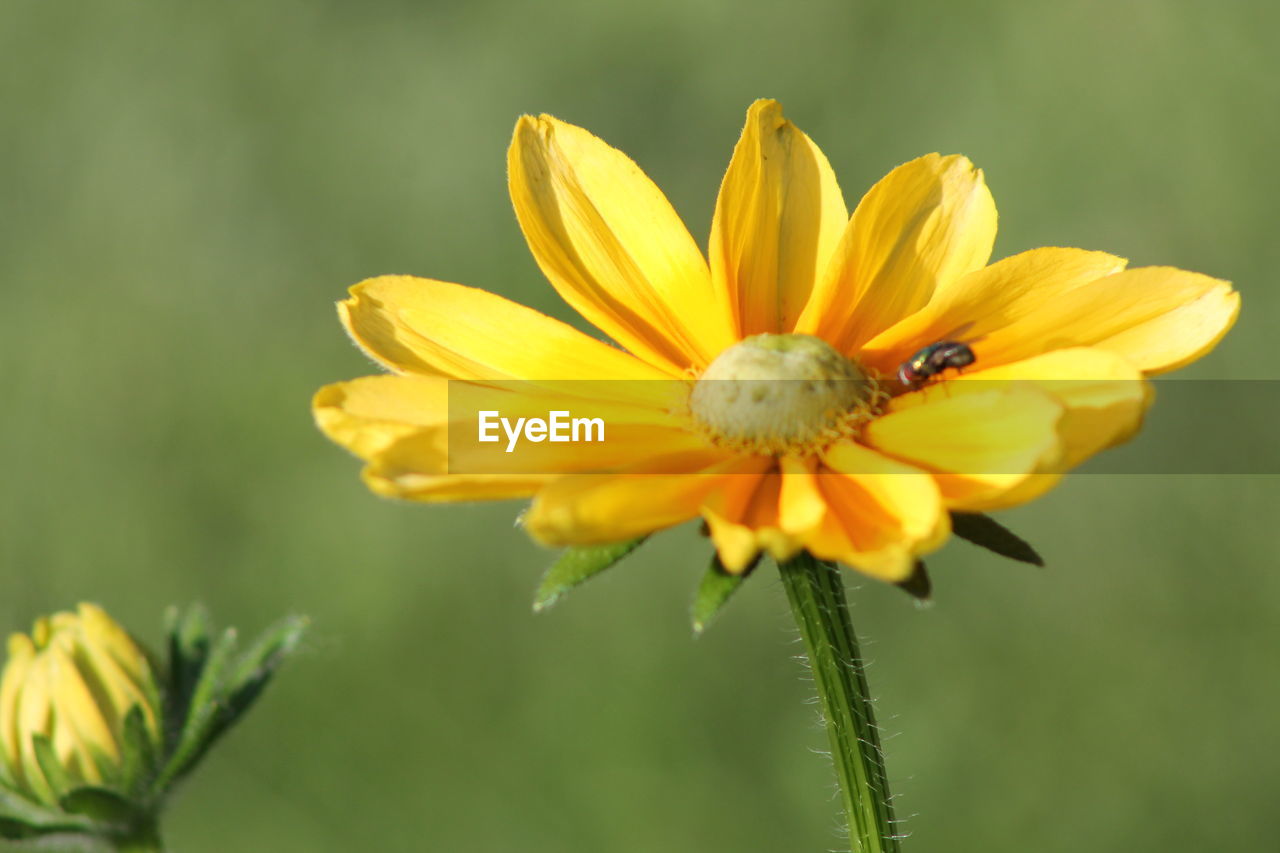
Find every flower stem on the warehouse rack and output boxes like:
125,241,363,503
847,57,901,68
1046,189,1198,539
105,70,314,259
778,552,901,853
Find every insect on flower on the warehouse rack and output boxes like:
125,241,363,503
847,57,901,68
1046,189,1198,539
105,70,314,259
897,340,977,387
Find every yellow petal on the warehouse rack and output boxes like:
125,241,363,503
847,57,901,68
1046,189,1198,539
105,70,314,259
340,275,677,381
709,100,847,336
316,368,686,464
509,115,736,372
803,443,948,580
1083,270,1239,374
316,373,704,502
702,468,778,572
703,467,805,571
945,347,1152,471
0,634,35,771
75,605,159,738
75,605,148,690
313,375,448,461
973,265,1238,374
860,247,1124,373
864,386,1064,509
821,443,948,546
16,658,54,802
47,642,116,776
798,154,996,352
526,453,769,547
364,465,551,503
886,348,1153,512
863,249,1236,376
382,415,710,481
777,456,827,535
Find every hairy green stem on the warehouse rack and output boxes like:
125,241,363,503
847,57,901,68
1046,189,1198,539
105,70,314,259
778,553,900,853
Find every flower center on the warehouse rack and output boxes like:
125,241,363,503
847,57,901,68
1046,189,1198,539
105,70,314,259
689,333,883,455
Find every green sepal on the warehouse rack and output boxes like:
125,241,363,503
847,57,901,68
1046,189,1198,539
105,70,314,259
0,832,121,851
31,736,72,802
951,512,1044,566
151,627,237,794
163,604,212,754
57,787,141,830
84,743,128,797
691,554,758,635
117,706,157,800
202,615,309,753
0,787,95,839
894,560,932,601
0,758,20,798
533,537,647,612
151,610,308,797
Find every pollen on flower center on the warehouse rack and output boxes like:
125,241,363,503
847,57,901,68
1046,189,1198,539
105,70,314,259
689,334,883,455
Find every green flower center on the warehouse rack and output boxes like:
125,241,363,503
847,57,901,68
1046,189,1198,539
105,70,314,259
689,333,883,455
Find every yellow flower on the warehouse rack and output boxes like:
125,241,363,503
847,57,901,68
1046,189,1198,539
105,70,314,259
0,604,161,804
313,100,1238,582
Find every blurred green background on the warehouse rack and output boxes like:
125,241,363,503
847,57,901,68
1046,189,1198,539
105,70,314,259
2,0,1277,850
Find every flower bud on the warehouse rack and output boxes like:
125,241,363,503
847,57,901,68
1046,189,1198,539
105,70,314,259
0,603,161,805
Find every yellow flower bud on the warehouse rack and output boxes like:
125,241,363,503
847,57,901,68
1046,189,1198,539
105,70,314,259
0,604,161,804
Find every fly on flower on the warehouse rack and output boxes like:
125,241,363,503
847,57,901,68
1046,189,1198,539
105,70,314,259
313,99,1238,585
897,341,977,388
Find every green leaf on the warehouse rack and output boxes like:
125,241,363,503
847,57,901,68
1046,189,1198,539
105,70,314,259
691,555,757,635
532,537,647,612
894,560,932,601
951,512,1044,566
